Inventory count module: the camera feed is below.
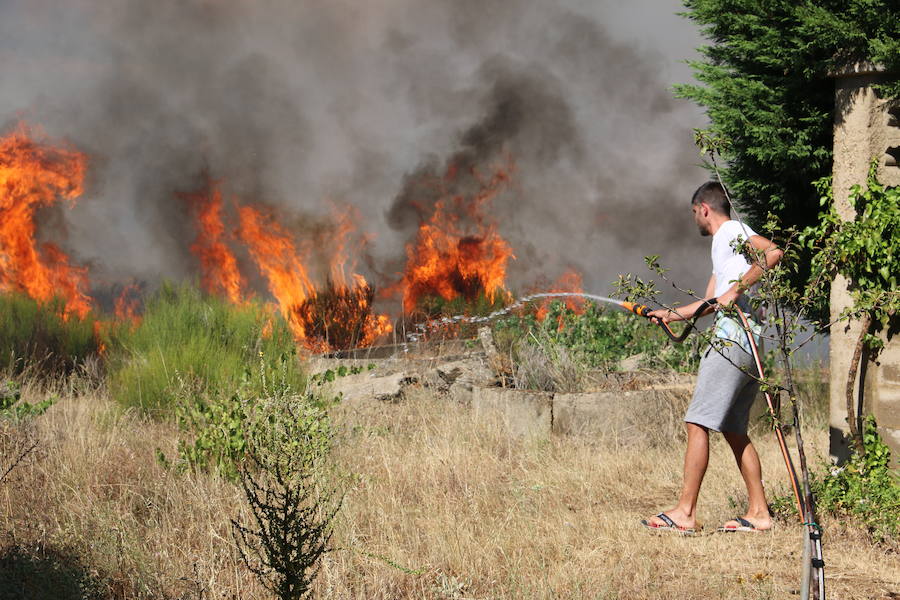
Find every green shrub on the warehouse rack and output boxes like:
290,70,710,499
168,385,252,481
493,301,699,373
772,417,900,544
165,360,345,481
107,283,304,414
0,291,99,375
815,417,900,543
0,380,55,421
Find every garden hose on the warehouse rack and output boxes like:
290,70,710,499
735,306,825,600
620,298,716,343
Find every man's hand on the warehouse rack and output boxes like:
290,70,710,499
716,288,739,307
648,297,718,325
648,307,680,324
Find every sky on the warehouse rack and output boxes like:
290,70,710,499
0,0,717,310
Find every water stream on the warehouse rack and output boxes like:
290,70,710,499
405,291,626,341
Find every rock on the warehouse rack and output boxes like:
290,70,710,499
326,371,418,404
618,353,645,372
419,357,495,404
478,326,513,379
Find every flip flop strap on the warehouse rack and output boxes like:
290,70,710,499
735,517,755,529
656,513,677,528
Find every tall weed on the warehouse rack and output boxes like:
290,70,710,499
231,388,340,600
107,283,304,414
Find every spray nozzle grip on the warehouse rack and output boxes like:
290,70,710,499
621,301,652,318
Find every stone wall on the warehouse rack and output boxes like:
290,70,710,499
830,65,900,465
471,377,698,441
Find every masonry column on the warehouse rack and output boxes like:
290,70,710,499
830,64,900,466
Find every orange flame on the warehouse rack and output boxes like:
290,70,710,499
533,270,584,331
182,179,245,304
93,321,108,356
235,204,390,352
236,204,317,338
398,161,515,314
114,283,143,326
322,208,392,347
0,123,91,319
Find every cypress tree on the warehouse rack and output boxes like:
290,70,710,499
677,1,899,240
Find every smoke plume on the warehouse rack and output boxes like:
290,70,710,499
0,0,708,305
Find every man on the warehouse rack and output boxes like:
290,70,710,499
641,181,783,534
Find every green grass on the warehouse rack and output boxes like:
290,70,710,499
0,291,100,375
107,283,305,415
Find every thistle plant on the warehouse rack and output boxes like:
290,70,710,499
231,389,341,600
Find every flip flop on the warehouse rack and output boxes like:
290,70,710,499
717,516,771,533
641,512,697,536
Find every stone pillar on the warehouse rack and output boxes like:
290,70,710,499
830,65,900,465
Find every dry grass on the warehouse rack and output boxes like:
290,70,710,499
0,375,266,599
322,387,900,599
1,375,898,599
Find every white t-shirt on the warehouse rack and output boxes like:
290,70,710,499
711,220,757,297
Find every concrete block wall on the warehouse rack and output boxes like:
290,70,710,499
830,65,900,465
472,377,696,442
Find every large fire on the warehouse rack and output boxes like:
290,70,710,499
0,124,91,320
1,122,534,353
397,161,515,314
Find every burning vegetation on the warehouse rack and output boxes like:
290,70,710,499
182,179,246,305
178,180,393,353
396,161,515,317
0,122,584,354
233,203,392,353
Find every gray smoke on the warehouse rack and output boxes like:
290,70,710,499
0,0,709,307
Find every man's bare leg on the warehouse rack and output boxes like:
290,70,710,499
647,422,709,529
722,432,773,530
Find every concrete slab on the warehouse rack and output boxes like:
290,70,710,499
325,371,417,404
472,387,552,437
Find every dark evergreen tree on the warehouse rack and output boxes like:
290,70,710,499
677,1,899,235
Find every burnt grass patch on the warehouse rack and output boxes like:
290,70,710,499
0,542,110,600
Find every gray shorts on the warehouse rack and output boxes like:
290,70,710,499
685,342,760,434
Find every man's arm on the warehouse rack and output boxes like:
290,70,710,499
648,233,783,323
716,234,783,306
648,275,716,323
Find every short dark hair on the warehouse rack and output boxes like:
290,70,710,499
691,181,730,216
